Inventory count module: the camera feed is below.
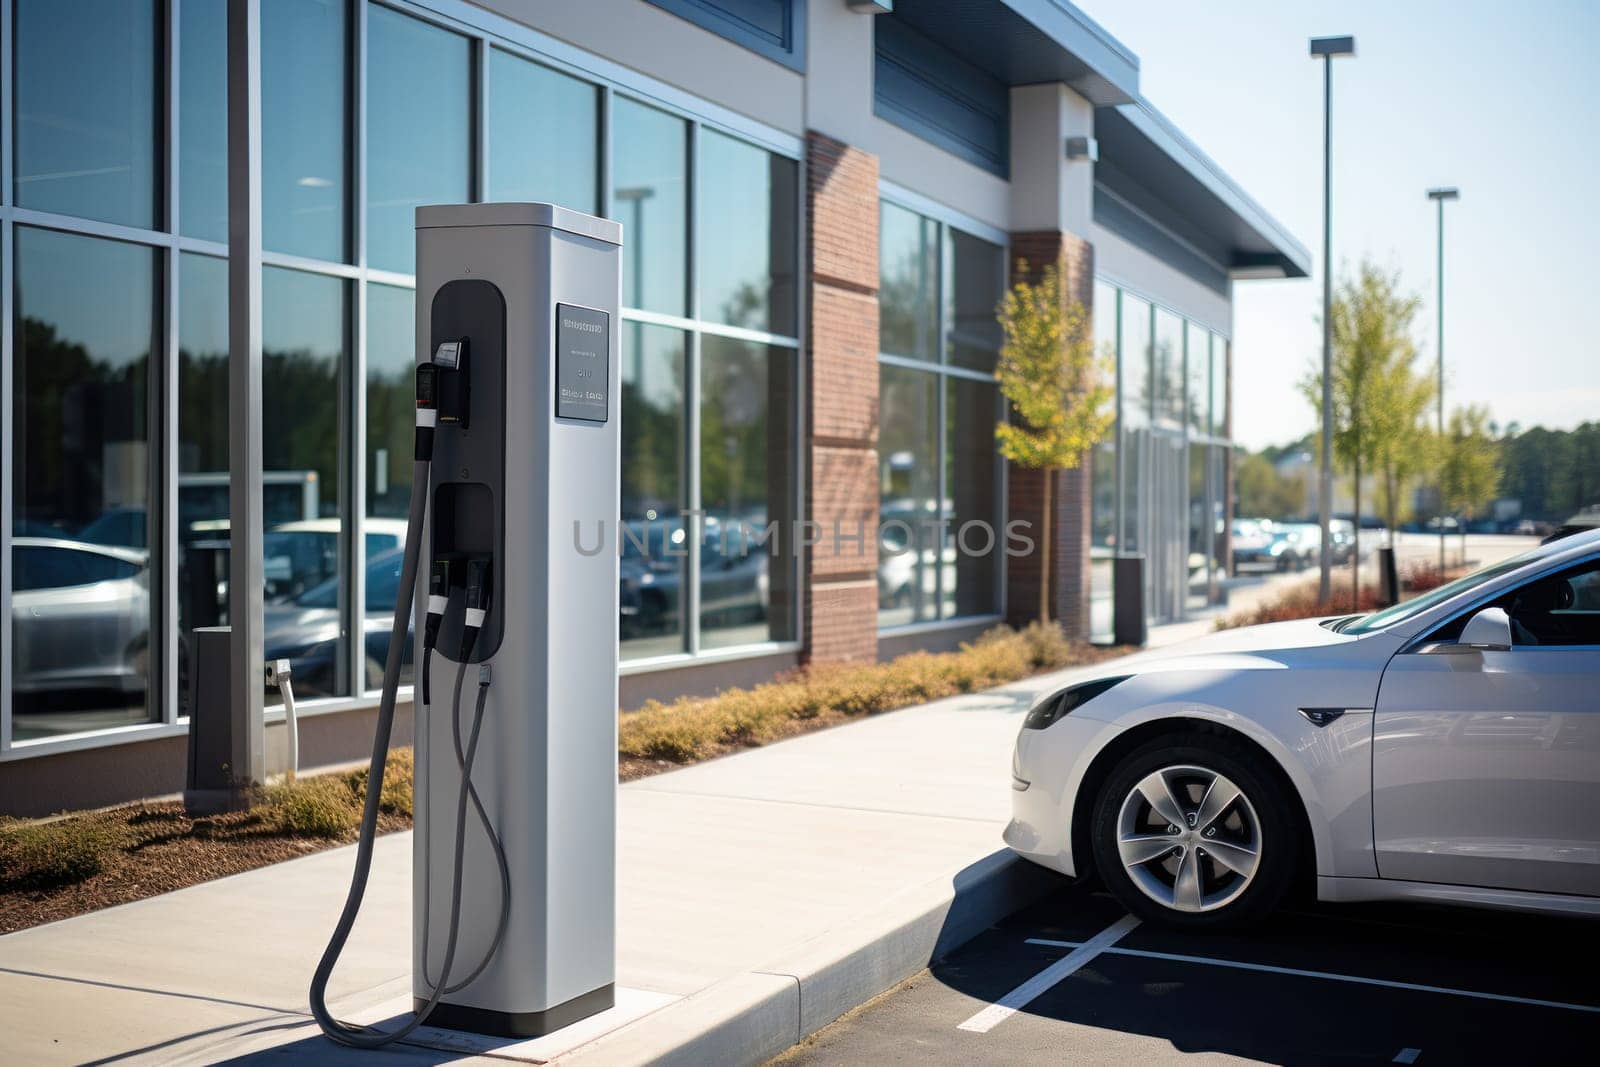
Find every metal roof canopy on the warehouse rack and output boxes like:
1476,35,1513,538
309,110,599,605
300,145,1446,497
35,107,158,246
889,0,1141,106
1095,102,1311,279
889,1,1308,281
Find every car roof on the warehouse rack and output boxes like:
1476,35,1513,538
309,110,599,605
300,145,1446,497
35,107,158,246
11,536,149,565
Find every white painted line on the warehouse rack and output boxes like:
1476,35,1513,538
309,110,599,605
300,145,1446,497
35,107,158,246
957,916,1140,1034
1025,938,1600,1015
1393,1049,1421,1064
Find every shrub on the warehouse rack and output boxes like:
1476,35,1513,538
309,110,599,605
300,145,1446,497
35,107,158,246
1214,578,1385,630
260,775,361,839
0,818,122,890
348,746,414,817
618,622,1099,765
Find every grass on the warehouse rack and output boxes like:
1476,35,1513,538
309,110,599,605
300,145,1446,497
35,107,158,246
3,622,1113,916
619,622,1114,765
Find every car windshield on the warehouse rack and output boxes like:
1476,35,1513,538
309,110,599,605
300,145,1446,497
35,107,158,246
1338,546,1550,635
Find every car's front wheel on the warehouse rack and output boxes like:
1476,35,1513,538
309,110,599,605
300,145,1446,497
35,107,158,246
1090,734,1297,928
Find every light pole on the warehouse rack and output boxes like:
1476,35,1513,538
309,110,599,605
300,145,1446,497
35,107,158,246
1309,35,1356,605
1428,186,1459,571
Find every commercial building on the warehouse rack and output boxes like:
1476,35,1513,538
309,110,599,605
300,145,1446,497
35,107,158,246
0,0,1306,814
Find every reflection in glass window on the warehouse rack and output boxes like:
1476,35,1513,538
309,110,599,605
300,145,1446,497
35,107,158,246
263,0,348,261
696,130,798,335
367,6,471,274
946,378,1000,618
1153,308,1184,428
262,267,350,700
700,336,797,649
1211,334,1228,438
878,365,939,627
487,49,599,214
179,0,228,241
879,202,938,361
366,285,415,522
177,254,231,714
1120,294,1150,430
12,228,156,740
612,98,688,316
620,324,687,660
1186,321,1209,436
15,0,157,228
1089,280,1118,642
945,230,1004,372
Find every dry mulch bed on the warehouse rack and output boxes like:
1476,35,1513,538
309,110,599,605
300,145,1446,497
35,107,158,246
3,622,1121,934
0,802,409,935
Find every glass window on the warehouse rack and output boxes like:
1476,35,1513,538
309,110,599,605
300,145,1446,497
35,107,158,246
263,0,348,261
879,202,938,362
179,0,228,241
1120,294,1150,431
945,229,1004,373
612,98,688,316
12,227,156,740
1090,280,1118,642
878,365,939,627
177,254,231,714
699,336,798,649
1211,334,1228,438
487,49,599,215
620,323,687,660
367,6,472,274
262,267,349,700
1153,307,1184,428
696,130,798,335
945,378,1000,618
14,0,158,228
1186,321,1209,436
366,284,415,522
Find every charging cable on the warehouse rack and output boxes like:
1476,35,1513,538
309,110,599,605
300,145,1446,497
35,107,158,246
419,567,511,995
309,363,495,1049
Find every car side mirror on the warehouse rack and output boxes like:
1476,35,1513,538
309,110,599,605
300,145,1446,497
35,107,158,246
1459,606,1513,652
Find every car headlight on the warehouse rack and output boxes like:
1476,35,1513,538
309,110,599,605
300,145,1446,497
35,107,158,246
1022,676,1129,730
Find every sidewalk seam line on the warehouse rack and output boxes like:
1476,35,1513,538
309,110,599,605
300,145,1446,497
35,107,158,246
626,788,1006,825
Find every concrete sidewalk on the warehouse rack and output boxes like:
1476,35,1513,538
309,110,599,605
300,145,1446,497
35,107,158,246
0,631,1202,1066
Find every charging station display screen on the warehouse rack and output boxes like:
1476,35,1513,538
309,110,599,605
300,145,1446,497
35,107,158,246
555,304,610,422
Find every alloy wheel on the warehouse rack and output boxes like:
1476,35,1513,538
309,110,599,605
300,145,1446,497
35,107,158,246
1115,764,1261,914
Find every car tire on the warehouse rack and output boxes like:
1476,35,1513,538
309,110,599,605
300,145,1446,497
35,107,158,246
1090,733,1298,929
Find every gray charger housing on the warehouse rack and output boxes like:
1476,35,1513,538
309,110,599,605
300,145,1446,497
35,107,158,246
413,203,621,1036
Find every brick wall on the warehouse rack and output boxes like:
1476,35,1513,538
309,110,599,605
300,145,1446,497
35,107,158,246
1004,230,1096,638
804,131,880,664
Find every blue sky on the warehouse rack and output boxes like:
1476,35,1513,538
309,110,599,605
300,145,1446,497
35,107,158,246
1076,0,1600,451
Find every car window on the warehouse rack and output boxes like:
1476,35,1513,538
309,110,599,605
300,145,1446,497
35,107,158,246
1340,547,1555,635
12,546,138,590
1426,556,1600,648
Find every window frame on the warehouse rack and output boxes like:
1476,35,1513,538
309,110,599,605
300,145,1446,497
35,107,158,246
0,0,807,759
875,184,1008,635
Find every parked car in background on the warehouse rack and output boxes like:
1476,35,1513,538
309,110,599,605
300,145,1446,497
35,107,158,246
10,538,149,706
262,518,408,602
263,546,414,698
1230,519,1277,571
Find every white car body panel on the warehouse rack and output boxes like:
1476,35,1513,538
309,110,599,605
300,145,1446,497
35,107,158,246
1006,530,1600,916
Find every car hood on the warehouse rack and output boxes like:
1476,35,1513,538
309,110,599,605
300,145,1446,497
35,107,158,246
1068,616,1366,688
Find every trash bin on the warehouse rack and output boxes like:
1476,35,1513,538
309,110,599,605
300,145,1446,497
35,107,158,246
1113,554,1147,647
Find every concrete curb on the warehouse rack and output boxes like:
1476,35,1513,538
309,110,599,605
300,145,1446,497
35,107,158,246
562,849,1060,1065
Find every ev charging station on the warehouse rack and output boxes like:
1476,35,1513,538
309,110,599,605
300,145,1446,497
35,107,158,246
310,203,622,1046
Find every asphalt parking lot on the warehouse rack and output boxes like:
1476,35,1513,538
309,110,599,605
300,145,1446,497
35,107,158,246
774,882,1600,1065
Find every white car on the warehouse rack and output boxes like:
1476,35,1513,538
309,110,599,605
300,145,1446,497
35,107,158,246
1006,528,1600,928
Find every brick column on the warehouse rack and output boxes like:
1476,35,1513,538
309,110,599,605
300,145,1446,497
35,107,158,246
1005,230,1095,638
803,131,880,664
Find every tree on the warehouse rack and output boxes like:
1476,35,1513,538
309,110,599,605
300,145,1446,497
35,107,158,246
994,262,1114,625
1301,261,1427,606
1235,451,1305,520
1439,405,1501,563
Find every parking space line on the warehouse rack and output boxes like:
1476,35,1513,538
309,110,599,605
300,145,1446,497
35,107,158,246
1026,938,1600,1015
1393,1049,1422,1064
956,916,1140,1034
